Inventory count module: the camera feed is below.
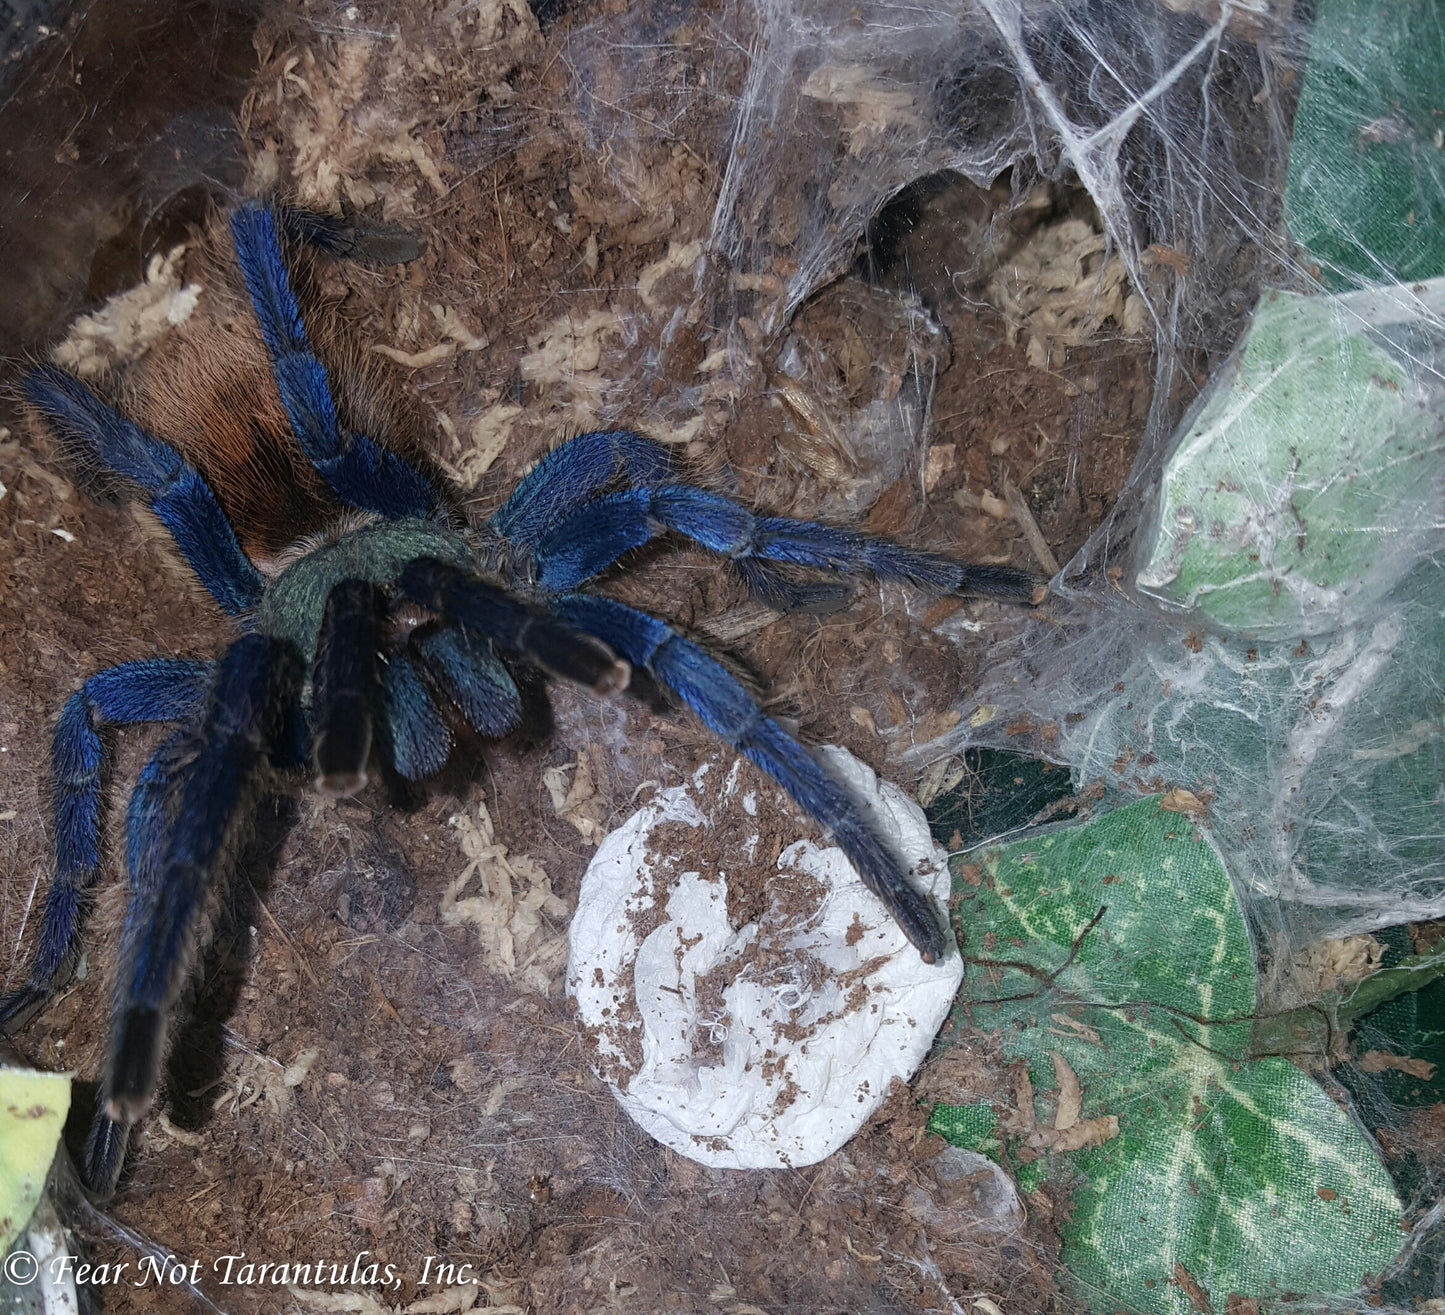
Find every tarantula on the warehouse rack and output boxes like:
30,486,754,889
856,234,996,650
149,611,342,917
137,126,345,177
1,201,1045,1192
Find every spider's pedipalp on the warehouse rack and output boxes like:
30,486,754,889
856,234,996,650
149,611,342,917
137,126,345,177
414,625,523,738
398,557,630,696
106,634,300,1125
0,661,212,1036
382,651,453,781
229,203,441,522
555,594,950,962
311,578,384,796
23,366,265,614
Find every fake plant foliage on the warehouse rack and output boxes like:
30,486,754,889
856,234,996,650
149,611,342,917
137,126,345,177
0,1067,69,1256
935,799,1404,1314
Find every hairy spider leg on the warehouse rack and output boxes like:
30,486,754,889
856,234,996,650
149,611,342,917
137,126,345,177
555,595,949,962
527,483,1048,606
398,557,630,696
81,727,190,1193
106,633,301,1124
311,579,384,795
0,661,213,1034
228,203,440,522
279,206,422,265
24,367,265,614
490,428,676,550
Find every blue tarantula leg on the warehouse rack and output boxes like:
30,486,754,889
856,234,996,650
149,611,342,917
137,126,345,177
82,1100,131,1198
23,366,264,615
381,652,452,781
311,579,384,796
106,634,300,1123
279,207,422,265
730,558,851,614
81,727,189,1194
0,661,212,1036
414,626,523,738
228,202,440,521
491,429,676,548
398,557,630,696
530,484,1049,605
555,595,949,962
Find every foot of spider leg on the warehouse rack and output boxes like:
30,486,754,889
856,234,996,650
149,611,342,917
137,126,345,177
227,202,441,521
525,483,1049,605
104,634,300,1124
0,661,213,1036
279,206,422,265
398,558,630,696
23,366,264,615
491,429,676,549
82,1099,132,1197
312,579,385,796
555,595,950,962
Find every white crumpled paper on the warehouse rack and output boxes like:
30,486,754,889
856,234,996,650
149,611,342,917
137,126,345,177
568,746,962,1168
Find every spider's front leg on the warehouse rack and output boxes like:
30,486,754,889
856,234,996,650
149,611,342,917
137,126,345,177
494,428,1049,609
0,661,213,1034
555,595,950,962
102,634,301,1133
81,728,189,1193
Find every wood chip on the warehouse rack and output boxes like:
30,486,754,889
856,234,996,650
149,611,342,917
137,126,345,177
1160,787,1208,818
1173,1261,1213,1314
1051,1051,1082,1131
1002,477,1060,576
372,341,457,368
1358,1050,1436,1079
1034,1113,1119,1152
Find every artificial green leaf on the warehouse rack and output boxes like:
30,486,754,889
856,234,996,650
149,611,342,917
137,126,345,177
0,1066,69,1256
942,799,1405,1315
1135,288,1443,638
1283,0,1445,286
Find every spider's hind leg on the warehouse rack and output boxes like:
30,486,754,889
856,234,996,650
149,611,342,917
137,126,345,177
279,206,422,265
228,202,440,521
491,429,676,549
556,594,949,961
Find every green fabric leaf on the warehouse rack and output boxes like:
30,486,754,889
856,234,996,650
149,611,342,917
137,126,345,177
1283,0,1445,286
1135,288,1443,637
941,799,1405,1314
0,1067,69,1256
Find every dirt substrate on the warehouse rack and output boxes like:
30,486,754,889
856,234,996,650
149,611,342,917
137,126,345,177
0,0,1161,1310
